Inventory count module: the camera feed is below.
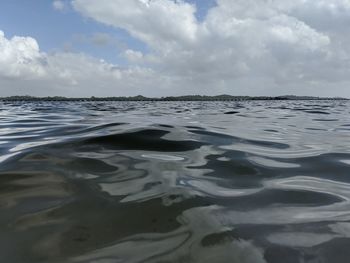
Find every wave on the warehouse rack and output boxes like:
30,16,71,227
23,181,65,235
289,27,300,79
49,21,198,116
0,100,349,262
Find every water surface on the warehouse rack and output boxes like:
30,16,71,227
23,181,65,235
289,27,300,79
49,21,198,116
1,100,350,263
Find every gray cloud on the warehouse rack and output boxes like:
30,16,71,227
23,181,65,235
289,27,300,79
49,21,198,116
1,0,350,97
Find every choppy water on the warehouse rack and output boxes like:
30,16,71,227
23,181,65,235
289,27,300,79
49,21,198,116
1,100,350,263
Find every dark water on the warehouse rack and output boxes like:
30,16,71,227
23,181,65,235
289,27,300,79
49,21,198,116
1,100,350,263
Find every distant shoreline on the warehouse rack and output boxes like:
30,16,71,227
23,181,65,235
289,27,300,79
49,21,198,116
0,95,347,102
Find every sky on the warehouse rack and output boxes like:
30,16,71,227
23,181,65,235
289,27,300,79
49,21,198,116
0,0,350,97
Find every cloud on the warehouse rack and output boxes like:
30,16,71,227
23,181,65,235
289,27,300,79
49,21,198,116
0,30,46,79
90,32,113,46
0,30,167,97
69,0,350,97
124,49,144,63
53,0,65,11
78,32,127,49
1,0,350,97
72,0,198,48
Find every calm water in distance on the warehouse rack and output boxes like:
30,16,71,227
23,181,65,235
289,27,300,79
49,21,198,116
0,100,350,263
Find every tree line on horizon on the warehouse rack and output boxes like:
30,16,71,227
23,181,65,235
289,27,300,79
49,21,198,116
0,95,346,101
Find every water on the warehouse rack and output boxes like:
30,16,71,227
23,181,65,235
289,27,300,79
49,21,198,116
0,100,350,263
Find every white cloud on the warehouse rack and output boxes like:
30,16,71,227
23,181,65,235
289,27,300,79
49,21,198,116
0,30,46,79
72,0,198,49
71,0,350,97
53,0,65,11
1,0,350,97
0,30,167,97
124,49,144,63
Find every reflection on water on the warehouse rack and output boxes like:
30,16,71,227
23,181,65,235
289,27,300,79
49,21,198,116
0,100,350,262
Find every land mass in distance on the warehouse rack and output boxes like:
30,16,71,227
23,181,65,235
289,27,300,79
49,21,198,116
0,95,347,102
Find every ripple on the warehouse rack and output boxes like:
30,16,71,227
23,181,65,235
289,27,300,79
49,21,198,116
141,154,185,161
248,156,300,168
267,232,336,247
81,129,207,152
1,100,350,262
